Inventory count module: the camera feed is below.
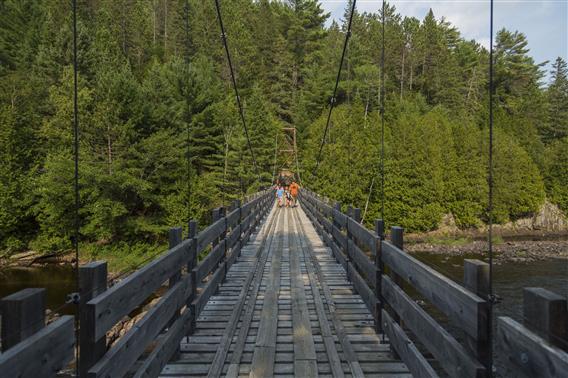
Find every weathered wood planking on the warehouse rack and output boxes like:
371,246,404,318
347,218,378,254
381,240,487,341
88,274,194,377
288,211,317,371
497,316,568,378
381,310,438,378
133,308,194,378
290,208,345,378
207,203,276,376
382,276,485,378
86,239,194,341
193,240,226,282
348,262,377,314
348,239,376,289
0,316,75,378
293,206,366,378
192,262,226,317
225,207,240,228
226,224,241,249
196,219,227,252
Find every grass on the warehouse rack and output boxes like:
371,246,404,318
422,235,473,246
81,242,167,274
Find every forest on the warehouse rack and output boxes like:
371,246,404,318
1,0,567,262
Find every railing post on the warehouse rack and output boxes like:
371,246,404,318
523,287,568,350
389,226,404,358
187,220,198,305
234,200,242,257
390,227,404,323
79,261,108,377
189,220,199,331
1,288,46,352
212,208,221,248
169,227,183,286
463,259,491,372
374,220,385,335
168,227,183,333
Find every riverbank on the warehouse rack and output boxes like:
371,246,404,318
0,242,166,275
406,238,568,263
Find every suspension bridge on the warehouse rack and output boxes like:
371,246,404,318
1,0,567,377
1,190,567,378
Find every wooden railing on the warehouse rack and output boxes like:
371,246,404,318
300,189,490,378
0,289,75,377
496,287,568,377
0,190,273,378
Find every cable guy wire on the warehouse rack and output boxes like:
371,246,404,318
312,0,357,177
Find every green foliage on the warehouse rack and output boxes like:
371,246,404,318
0,0,564,258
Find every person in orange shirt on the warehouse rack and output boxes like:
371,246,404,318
289,181,299,207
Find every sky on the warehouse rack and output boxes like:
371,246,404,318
319,0,568,83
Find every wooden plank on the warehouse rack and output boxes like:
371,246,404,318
333,208,347,228
496,316,568,378
382,276,485,378
226,207,241,228
0,316,74,378
86,239,193,341
380,310,438,378
88,274,194,377
194,240,226,282
192,262,226,317
133,308,194,378
0,288,45,351
197,219,227,252
80,262,108,376
347,218,378,253
251,210,284,375
523,287,568,348
381,240,487,340
226,224,241,249
227,208,282,378
347,239,376,289
293,208,364,378
290,208,344,378
288,211,317,364
332,225,347,251
348,262,377,314
208,206,280,378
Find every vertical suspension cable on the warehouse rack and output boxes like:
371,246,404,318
184,0,192,227
71,0,80,375
272,134,278,184
214,0,261,185
313,0,357,177
487,0,495,374
380,0,386,221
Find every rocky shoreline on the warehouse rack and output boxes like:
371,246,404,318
406,239,568,264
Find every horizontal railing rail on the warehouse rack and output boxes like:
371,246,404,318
0,288,75,378
496,287,568,377
300,189,489,378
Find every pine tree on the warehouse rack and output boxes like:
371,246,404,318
545,57,568,141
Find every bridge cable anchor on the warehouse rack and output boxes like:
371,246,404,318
66,292,81,305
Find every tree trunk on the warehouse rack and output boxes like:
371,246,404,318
107,124,113,175
163,0,168,56
400,47,405,100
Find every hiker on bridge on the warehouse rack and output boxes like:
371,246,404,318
289,181,299,207
276,185,284,207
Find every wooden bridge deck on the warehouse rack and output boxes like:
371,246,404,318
161,204,410,378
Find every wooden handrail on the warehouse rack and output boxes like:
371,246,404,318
299,189,489,378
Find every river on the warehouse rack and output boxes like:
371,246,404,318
1,253,565,318
412,252,568,319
